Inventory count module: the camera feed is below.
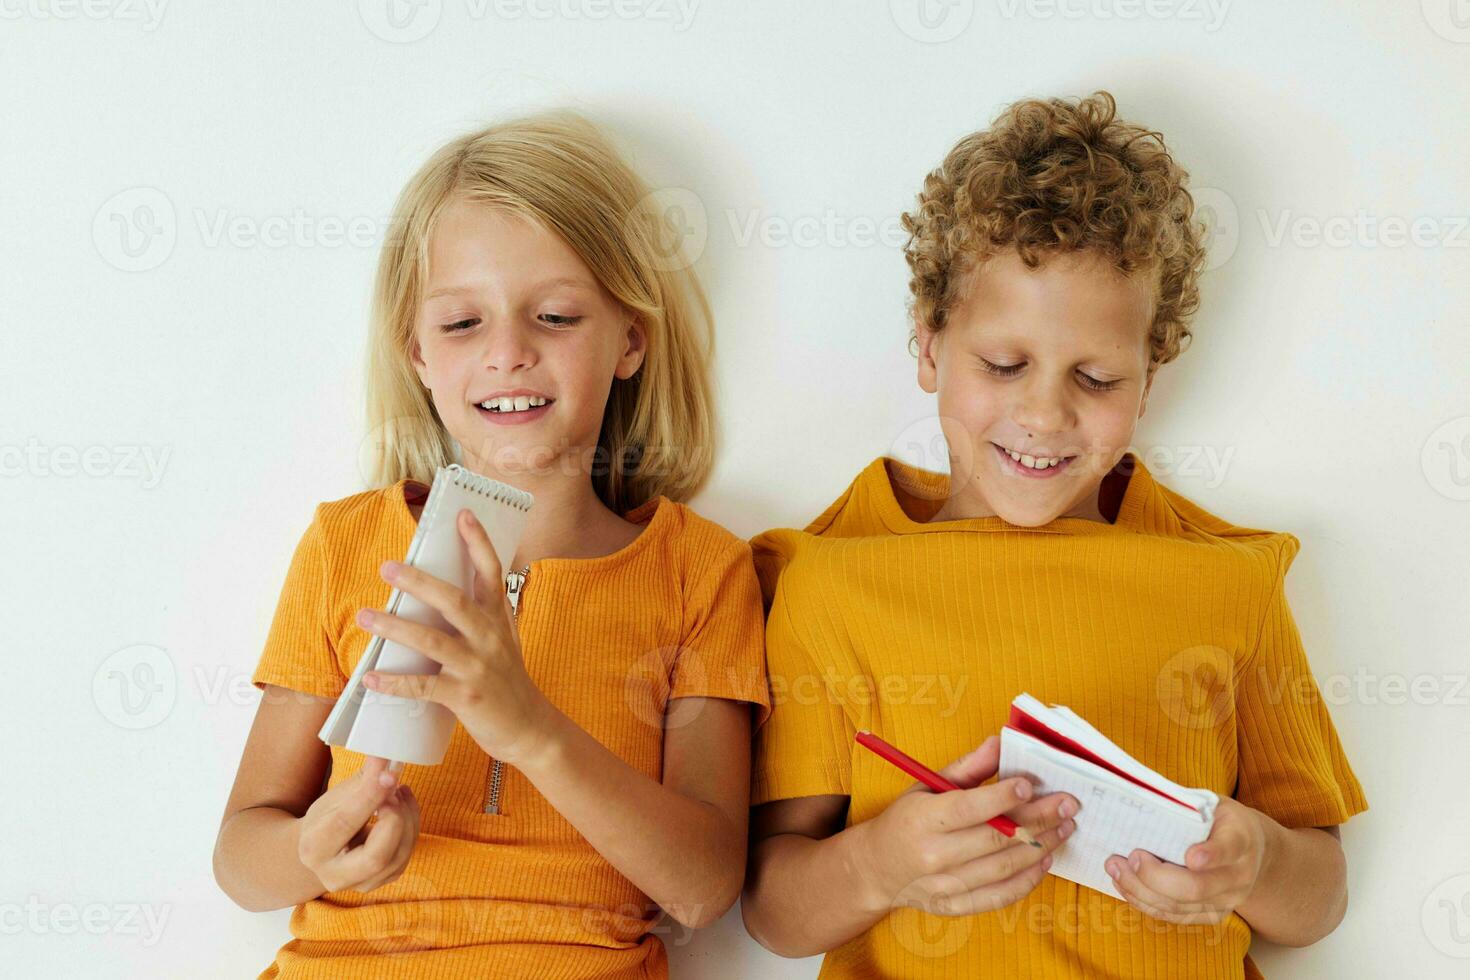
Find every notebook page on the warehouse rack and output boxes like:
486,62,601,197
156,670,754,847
1013,693,1215,810
999,726,1216,899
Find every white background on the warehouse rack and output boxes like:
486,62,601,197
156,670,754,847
5,1,1469,977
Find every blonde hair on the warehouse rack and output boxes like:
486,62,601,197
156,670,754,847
361,112,716,512
902,91,1206,366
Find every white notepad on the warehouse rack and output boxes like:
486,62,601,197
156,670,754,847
318,464,533,766
997,693,1218,900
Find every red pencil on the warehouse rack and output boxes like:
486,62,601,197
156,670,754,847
856,731,1041,848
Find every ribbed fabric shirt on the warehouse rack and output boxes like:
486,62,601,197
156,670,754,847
250,479,771,980
749,453,1366,980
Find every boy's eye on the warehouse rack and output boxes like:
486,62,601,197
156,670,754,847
539,313,583,328
979,358,1121,392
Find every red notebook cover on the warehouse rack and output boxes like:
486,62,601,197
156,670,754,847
1005,704,1198,813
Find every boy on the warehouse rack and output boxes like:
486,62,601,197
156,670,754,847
742,91,1365,979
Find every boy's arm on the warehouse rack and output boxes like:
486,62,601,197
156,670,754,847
1108,798,1348,947
742,795,891,957
1236,820,1347,945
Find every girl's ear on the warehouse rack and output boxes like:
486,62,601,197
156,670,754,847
914,318,941,394
614,313,647,380
410,335,429,388
1138,361,1158,420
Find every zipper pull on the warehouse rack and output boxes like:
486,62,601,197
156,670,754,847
504,566,530,617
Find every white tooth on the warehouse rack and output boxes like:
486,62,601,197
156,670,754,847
529,396,545,407
514,396,530,411
1021,454,1036,468
1007,449,1021,461
496,397,515,412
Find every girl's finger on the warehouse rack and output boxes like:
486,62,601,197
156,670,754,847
358,607,473,673
363,671,456,707
1109,855,1196,918
458,510,508,610
372,559,492,653
936,853,1051,916
334,797,407,888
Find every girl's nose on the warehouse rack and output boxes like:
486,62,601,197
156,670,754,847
481,321,537,372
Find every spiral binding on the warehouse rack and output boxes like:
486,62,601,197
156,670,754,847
444,463,534,512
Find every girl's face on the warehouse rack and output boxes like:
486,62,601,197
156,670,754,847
915,248,1156,526
411,197,646,485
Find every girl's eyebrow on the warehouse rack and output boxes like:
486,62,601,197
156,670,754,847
423,277,595,302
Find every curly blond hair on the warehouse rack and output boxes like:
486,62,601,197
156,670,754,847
901,91,1206,366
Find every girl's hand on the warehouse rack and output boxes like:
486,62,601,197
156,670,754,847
1106,796,1268,924
297,756,421,894
852,736,1078,917
355,509,559,768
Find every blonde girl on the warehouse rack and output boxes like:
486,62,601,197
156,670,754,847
214,113,769,980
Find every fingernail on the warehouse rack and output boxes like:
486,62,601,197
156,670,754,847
1041,855,1053,871
1014,780,1033,800
378,772,396,788
1059,799,1077,819
1060,819,1075,839
1195,848,1210,866
364,673,379,689
356,608,375,627
1129,854,1141,873
1107,860,1120,878
381,560,400,579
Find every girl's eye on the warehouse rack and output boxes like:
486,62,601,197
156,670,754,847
441,318,479,333
539,313,583,328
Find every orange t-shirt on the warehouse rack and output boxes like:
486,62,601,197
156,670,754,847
249,478,770,980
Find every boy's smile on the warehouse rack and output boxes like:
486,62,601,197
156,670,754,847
915,248,1157,527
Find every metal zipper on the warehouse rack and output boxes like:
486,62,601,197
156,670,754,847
483,564,530,815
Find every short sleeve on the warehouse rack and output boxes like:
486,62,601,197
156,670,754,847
750,578,855,806
669,537,771,724
1234,535,1368,827
250,506,347,700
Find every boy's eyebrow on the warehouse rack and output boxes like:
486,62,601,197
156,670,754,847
423,277,595,301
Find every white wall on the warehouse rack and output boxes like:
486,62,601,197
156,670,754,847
5,1,1468,976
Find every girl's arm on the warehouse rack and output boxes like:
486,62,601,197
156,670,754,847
214,688,416,912
515,696,754,928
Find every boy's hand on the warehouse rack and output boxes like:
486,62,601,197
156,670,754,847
355,509,560,769
851,736,1078,918
1106,797,1268,924
297,756,421,894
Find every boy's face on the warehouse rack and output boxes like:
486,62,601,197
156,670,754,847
410,198,646,485
915,248,1156,526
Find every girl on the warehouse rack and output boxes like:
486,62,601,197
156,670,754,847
214,113,770,980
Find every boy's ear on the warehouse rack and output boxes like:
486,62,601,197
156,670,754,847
1138,361,1157,419
914,318,941,394
614,312,647,380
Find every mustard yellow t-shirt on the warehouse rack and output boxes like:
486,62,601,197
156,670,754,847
750,453,1366,980
250,478,770,980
